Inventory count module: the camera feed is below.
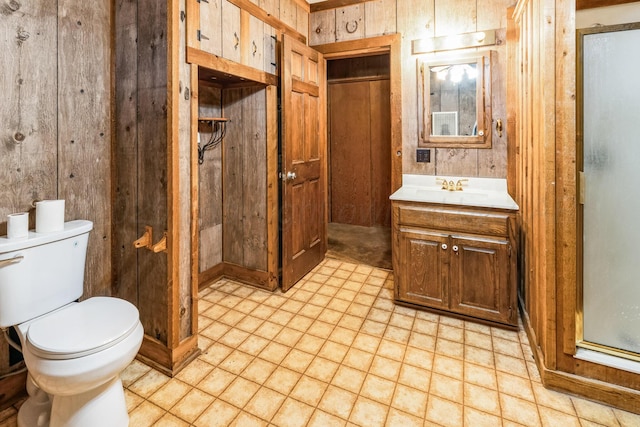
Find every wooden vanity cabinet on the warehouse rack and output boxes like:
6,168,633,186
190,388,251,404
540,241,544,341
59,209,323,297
393,201,518,328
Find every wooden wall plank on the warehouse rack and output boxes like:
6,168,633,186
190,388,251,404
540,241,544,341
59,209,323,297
222,88,245,264
0,0,58,381
137,0,169,344
478,30,508,177
114,0,139,305
280,0,297,29
310,9,337,46
58,2,112,297
263,0,280,17
556,0,577,358
370,79,392,227
296,3,310,36
364,0,397,38
197,85,223,234
175,0,194,342
434,0,476,36
478,0,514,31
266,85,279,290
242,87,268,270
336,4,364,41
0,2,58,224
397,0,435,176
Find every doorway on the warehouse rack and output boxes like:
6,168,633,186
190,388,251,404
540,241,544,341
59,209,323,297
326,54,392,269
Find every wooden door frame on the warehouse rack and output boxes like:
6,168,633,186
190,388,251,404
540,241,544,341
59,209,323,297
314,34,403,194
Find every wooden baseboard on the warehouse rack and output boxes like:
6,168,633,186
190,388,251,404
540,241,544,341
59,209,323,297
520,303,640,415
198,263,225,290
137,334,200,377
199,262,278,292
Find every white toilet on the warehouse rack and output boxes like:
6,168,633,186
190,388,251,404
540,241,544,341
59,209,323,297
0,220,144,427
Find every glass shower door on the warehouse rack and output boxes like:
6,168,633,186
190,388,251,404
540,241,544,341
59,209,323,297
582,25,640,356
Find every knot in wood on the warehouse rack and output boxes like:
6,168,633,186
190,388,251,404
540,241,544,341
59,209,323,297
16,27,29,44
8,0,21,12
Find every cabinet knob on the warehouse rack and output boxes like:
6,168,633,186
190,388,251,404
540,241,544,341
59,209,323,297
452,245,459,253
441,243,448,250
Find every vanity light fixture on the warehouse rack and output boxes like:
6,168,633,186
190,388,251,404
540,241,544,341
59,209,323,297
412,29,497,55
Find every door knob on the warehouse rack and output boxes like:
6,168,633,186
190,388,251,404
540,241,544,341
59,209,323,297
286,171,297,181
452,245,459,253
441,243,448,250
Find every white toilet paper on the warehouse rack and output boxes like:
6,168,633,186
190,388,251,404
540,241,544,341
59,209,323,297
35,200,65,233
7,212,29,239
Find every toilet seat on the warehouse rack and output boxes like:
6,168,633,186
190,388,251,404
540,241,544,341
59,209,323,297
26,297,140,360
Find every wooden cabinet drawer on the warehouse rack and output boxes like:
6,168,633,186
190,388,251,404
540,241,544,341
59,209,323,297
397,204,511,238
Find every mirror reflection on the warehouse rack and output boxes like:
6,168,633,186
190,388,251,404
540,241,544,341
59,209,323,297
418,51,492,149
429,63,477,136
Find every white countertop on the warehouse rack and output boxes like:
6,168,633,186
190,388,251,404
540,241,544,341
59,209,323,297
390,175,519,211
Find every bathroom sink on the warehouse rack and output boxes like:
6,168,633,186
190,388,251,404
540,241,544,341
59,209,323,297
390,175,518,210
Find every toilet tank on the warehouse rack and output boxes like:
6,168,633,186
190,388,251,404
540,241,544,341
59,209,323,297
0,220,93,328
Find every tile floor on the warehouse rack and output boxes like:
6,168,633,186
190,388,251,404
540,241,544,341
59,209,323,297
2,258,639,426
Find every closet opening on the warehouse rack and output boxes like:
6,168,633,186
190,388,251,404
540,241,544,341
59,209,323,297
326,54,392,270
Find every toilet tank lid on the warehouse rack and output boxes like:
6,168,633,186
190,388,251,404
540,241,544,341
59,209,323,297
27,297,140,359
0,220,93,254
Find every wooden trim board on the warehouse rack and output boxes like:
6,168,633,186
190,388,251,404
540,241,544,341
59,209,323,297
138,334,200,377
187,47,279,86
315,34,403,192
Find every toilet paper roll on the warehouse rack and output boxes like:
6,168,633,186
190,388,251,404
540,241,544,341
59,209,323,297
7,212,29,239
35,200,65,233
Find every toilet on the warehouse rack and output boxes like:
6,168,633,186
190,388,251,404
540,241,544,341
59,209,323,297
0,220,144,427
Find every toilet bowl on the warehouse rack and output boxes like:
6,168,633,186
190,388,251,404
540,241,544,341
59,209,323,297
16,298,143,427
0,220,144,427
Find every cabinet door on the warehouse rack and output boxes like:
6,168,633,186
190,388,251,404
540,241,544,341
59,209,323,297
222,0,241,63
449,235,514,324
263,23,277,74
246,14,264,70
199,0,222,56
396,228,449,309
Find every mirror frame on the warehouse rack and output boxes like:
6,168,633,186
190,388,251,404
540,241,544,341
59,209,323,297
418,51,492,148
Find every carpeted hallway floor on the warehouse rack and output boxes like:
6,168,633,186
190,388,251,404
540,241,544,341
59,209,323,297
327,223,392,270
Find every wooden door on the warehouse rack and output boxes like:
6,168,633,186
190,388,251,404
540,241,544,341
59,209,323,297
449,235,512,324
281,35,327,291
396,228,449,309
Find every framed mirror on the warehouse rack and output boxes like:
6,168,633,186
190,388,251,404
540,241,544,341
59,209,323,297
418,51,492,148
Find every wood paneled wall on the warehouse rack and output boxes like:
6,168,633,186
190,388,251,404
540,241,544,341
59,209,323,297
114,0,170,344
311,0,513,179
0,0,111,405
197,84,273,285
513,0,640,413
197,85,224,272
222,87,269,272
114,0,198,375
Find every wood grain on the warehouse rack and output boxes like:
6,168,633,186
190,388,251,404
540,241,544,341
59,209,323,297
364,0,397,38
336,4,364,41
434,0,476,37
329,81,372,226
310,9,337,46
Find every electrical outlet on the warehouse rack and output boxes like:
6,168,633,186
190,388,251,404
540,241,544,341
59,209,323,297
416,149,431,163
